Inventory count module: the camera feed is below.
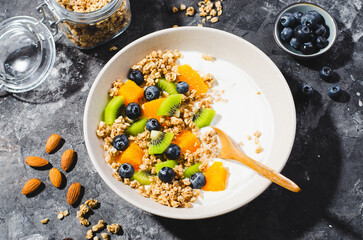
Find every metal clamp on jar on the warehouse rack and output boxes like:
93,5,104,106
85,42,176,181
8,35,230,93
0,0,131,93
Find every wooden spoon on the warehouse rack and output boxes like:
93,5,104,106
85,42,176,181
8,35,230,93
212,127,301,193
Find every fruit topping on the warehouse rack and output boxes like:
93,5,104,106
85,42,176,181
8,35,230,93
176,81,189,94
112,134,130,151
177,64,208,94
157,94,182,117
190,173,206,189
192,108,216,128
328,85,342,99
301,84,313,96
307,10,322,24
148,131,174,155
155,160,178,174
202,162,227,191
316,36,328,49
125,103,141,120
118,163,134,178
124,117,148,136
146,118,161,131
157,78,178,95
314,24,327,36
144,85,161,101
289,37,301,49
300,41,315,55
118,80,144,105
115,142,144,170
280,27,293,42
131,171,154,185
293,11,303,22
142,98,165,121
183,163,202,178
279,13,296,27
294,25,312,42
174,130,200,154
158,167,176,183
320,66,333,81
104,96,124,125
301,13,318,28
127,69,144,86
164,144,181,160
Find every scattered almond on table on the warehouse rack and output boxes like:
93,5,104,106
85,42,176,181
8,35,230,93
67,182,81,205
25,156,49,167
49,168,62,188
61,149,75,171
45,134,62,153
22,178,42,195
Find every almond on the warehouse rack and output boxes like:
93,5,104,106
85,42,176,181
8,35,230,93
22,178,42,195
46,134,62,153
25,156,49,167
61,149,75,171
67,182,81,205
49,168,62,188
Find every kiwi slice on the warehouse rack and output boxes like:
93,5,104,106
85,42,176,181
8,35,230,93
192,108,216,128
183,163,202,178
157,78,178,95
104,96,125,125
157,94,182,117
131,171,154,185
155,160,178,174
125,117,148,136
148,130,174,154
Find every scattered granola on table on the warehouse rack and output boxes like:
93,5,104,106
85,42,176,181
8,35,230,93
97,50,229,208
41,218,49,224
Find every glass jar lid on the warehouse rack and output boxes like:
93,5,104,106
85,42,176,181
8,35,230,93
0,16,56,93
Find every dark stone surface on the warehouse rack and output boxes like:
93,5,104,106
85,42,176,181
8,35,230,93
1,0,362,239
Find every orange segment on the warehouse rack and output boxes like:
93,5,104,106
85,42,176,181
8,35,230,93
177,64,208,94
118,80,144,105
174,130,200,154
142,98,165,121
115,142,144,170
203,162,227,191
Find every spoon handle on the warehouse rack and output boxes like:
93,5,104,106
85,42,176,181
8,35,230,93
234,152,301,192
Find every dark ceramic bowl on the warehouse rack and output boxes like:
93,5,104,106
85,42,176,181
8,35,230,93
273,2,337,58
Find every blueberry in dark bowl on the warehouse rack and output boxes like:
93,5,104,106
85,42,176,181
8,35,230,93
128,69,144,86
320,66,333,80
146,118,161,131
314,24,328,36
294,25,312,42
164,144,181,160
176,81,189,94
144,85,160,101
328,85,342,98
190,173,206,189
300,42,315,55
280,27,293,42
301,13,318,28
279,13,296,27
289,37,301,49
158,167,175,183
316,36,329,49
112,134,130,151
125,103,141,120
307,10,323,23
301,84,314,96
118,163,134,178
293,11,303,22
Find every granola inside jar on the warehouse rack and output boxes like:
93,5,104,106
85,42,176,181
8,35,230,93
45,0,131,49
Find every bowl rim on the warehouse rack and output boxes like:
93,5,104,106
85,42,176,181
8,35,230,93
83,26,297,219
273,2,338,58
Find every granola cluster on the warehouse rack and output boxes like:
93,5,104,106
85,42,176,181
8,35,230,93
56,0,131,48
97,50,220,208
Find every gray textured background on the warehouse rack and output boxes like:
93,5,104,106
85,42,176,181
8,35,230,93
0,0,362,239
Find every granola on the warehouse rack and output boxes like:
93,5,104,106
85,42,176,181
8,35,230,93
97,50,222,207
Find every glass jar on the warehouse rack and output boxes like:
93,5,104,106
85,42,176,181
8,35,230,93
0,0,131,93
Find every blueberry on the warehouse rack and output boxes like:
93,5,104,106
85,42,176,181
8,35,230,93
280,27,293,42
118,163,134,178
314,24,327,36
127,69,144,86
301,84,314,96
190,173,206,189
301,13,318,28
158,167,175,183
328,85,342,98
320,66,333,80
112,134,130,151
164,144,181,160
176,81,189,94
316,36,328,49
144,86,160,101
293,11,303,22
294,25,312,42
307,10,323,23
279,13,296,27
289,37,301,49
146,118,161,131
125,103,141,120
300,42,315,54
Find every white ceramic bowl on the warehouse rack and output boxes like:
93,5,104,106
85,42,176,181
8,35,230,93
84,27,296,219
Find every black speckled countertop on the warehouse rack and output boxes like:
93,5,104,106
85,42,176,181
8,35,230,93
0,0,362,239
